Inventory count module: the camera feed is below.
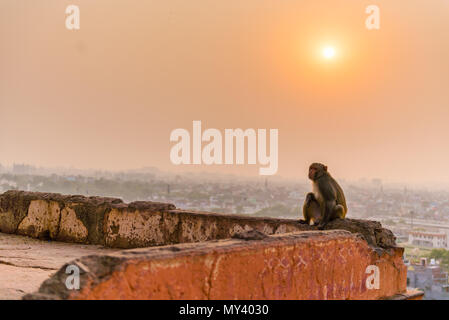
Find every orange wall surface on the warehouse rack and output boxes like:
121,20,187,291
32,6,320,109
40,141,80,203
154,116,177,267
24,230,408,300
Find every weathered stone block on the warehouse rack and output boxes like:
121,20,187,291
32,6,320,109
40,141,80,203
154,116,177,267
23,230,407,300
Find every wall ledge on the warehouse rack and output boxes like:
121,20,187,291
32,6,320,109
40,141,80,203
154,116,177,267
0,190,397,249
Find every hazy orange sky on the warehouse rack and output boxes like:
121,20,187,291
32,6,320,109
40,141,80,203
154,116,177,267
1,1,449,185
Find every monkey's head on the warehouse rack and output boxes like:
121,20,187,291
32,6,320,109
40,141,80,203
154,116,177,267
308,163,328,181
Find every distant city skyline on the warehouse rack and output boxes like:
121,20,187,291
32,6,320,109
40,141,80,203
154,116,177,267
3,161,449,191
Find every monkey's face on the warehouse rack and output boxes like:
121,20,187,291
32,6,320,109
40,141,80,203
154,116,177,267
308,163,328,180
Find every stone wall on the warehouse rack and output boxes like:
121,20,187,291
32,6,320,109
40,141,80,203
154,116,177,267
0,191,397,249
24,230,408,300
0,190,422,300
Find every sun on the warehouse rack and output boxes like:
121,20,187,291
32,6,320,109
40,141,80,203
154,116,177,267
322,46,336,59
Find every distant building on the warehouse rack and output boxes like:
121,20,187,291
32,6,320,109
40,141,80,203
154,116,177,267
390,227,409,243
408,231,448,249
407,259,449,300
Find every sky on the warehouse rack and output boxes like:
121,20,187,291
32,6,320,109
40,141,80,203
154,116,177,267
1,0,449,185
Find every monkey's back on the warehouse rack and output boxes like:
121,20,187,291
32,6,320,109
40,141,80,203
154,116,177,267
330,176,347,216
316,173,348,216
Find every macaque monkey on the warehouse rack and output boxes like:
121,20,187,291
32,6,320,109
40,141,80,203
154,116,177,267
301,163,347,229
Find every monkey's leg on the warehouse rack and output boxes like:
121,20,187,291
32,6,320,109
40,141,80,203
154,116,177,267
318,204,345,229
332,204,346,219
299,207,311,224
300,193,315,224
305,192,316,199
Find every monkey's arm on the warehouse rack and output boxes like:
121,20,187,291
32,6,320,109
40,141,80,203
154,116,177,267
316,178,338,229
317,178,337,201
317,200,336,229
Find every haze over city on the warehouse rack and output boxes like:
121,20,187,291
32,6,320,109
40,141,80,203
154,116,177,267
1,0,449,186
